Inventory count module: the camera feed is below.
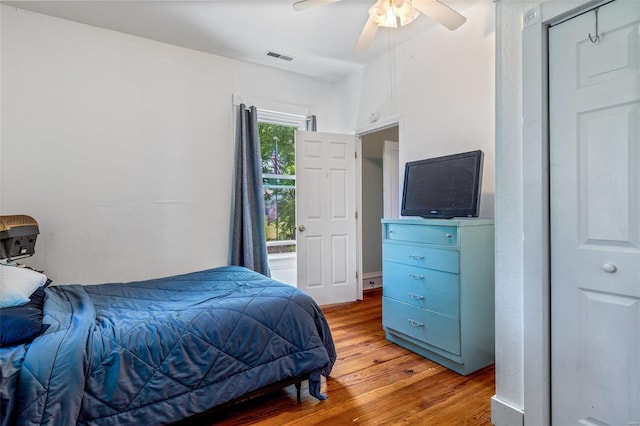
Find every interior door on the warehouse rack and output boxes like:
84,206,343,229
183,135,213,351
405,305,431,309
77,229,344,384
383,140,400,219
295,130,357,305
549,1,640,424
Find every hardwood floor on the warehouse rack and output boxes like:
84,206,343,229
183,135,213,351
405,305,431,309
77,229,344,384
197,288,495,425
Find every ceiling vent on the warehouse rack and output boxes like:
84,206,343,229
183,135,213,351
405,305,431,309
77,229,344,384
266,51,294,62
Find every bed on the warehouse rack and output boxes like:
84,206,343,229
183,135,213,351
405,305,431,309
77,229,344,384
0,265,336,425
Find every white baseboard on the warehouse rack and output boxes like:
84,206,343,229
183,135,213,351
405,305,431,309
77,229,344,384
491,396,524,426
363,271,382,290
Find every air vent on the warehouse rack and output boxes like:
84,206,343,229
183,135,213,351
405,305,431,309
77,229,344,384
266,51,294,61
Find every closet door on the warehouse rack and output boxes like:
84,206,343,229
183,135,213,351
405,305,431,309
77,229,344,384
549,1,640,424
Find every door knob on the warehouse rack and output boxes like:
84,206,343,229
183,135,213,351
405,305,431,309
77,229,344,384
602,263,617,273
298,225,306,232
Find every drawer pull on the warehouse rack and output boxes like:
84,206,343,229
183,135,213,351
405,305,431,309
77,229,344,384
408,273,425,280
408,254,424,260
445,233,453,238
409,293,425,300
408,319,424,327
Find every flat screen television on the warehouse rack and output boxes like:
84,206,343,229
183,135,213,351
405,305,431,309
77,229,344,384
401,150,484,219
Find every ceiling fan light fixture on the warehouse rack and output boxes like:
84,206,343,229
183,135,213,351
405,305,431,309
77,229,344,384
369,0,420,28
293,0,467,51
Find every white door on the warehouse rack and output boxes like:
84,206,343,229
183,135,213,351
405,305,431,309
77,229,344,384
383,140,400,219
296,131,357,305
549,1,640,424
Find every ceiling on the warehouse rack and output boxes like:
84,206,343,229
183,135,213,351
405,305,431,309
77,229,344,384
2,0,474,82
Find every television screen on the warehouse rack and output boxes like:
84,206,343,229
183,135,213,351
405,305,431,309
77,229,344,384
401,150,483,219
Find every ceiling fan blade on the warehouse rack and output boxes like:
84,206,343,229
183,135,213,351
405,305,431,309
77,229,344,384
293,0,343,11
355,17,379,51
411,0,467,30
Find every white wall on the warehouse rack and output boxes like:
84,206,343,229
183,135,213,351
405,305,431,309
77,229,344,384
0,6,352,284
354,1,496,219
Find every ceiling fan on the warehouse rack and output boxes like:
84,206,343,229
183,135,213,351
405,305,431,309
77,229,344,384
293,0,467,51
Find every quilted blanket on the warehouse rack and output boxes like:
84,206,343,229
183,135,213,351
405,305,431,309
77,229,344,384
3,266,336,425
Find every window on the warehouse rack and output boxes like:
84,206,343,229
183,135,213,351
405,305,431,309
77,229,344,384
257,110,307,255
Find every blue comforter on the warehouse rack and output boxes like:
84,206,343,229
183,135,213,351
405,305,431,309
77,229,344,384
2,266,336,425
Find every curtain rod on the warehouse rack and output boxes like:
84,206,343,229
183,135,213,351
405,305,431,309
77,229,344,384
232,94,311,117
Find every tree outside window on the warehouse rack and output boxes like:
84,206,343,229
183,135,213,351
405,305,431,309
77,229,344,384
259,122,296,254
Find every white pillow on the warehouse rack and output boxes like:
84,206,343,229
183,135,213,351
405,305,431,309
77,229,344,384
0,264,48,308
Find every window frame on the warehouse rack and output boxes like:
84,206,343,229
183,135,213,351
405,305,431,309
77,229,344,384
257,109,307,251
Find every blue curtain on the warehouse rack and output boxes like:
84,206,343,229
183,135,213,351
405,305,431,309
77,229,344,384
231,104,270,277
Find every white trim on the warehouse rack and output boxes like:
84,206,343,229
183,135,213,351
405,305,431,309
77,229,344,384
520,1,603,425
268,252,296,261
232,94,311,118
542,0,611,26
354,116,402,302
383,140,400,219
362,271,382,290
263,184,295,190
257,109,307,129
356,137,363,300
268,252,296,287
355,115,401,137
266,240,296,247
521,10,551,426
491,396,524,426
362,271,382,280
262,173,295,180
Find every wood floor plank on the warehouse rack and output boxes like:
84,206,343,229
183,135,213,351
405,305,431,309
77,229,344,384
189,289,495,425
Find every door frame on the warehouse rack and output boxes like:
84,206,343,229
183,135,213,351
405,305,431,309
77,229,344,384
355,116,402,299
520,1,612,424
383,140,400,219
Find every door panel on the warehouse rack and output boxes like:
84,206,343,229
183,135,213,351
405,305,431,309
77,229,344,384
330,169,348,218
550,1,640,424
304,168,323,219
578,289,639,424
579,103,639,247
331,234,348,284
296,131,357,305
305,235,323,288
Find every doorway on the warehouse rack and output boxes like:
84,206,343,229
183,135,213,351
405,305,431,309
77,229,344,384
359,125,399,292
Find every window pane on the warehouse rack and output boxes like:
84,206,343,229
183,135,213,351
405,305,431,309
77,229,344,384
259,123,296,176
258,123,296,254
260,121,297,250
264,187,296,248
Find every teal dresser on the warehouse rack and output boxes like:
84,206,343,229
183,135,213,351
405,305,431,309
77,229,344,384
381,218,495,375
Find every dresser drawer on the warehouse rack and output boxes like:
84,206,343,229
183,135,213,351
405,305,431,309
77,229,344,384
383,298,461,355
383,243,459,273
384,223,458,246
383,261,459,318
